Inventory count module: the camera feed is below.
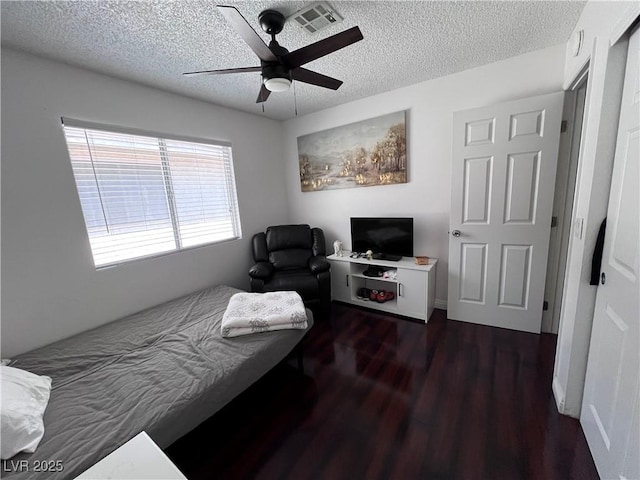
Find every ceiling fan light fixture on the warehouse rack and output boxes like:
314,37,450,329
264,77,291,92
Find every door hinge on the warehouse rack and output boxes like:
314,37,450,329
543,301,549,311
551,216,558,228
560,120,568,133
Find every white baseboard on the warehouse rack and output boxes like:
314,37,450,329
552,376,566,414
434,298,447,310
552,376,581,418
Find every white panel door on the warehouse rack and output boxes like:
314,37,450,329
581,28,640,480
448,92,564,332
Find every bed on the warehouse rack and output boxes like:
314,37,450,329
3,285,312,479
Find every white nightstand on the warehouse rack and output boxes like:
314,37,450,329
74,431,186,480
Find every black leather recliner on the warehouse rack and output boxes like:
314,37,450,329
249,224,331,308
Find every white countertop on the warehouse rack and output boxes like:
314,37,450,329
327,251,437,271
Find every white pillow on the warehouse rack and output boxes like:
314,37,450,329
1,365,52,459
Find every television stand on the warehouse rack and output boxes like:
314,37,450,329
372,253,402,261
327,251,437,322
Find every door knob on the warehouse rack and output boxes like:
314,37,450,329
601,272,606,285
452,230,461,237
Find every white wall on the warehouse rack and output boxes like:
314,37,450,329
282,44,566,306
553,0,637,418
563,1,639,88
1,49,289,357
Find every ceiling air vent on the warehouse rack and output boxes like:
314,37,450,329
289,2,343,34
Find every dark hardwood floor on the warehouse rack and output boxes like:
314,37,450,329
166,303,599,480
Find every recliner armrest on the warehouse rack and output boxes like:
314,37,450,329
249,262,274,279
309,256,330,274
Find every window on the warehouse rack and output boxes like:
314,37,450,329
62,119,242,268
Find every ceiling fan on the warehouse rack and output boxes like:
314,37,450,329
183,5,364,103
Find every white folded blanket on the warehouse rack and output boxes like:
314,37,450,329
221,291,308,338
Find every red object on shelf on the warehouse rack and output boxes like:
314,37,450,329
375,290,395,303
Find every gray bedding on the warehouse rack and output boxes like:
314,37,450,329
4,285,312,479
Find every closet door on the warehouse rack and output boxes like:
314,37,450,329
581,27,639,479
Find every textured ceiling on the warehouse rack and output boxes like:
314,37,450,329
1,1,585,121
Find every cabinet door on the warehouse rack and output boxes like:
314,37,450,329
397,268,427,319
329,261,351,302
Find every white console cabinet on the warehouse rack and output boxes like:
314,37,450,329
327,251,437,322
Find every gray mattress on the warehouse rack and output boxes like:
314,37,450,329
4,285,312,479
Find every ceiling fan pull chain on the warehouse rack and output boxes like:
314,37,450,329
294,80,298,117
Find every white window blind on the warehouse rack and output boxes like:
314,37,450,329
62,119,242,268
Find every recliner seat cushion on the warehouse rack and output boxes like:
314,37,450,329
263,271,320,300
269,250,312,270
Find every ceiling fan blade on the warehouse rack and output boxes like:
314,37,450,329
256,84,271,103
292,67,343,90
217,6,276,62
183,66,261,76
284,26,363,69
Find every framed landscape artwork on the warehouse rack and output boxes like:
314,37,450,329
297,111,407,192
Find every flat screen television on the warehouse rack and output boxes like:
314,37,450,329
350,217,414,261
